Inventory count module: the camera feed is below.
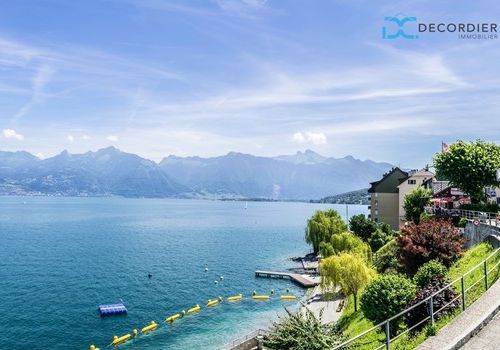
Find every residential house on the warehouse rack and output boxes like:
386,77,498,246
368,167,435,230
368,167,408,229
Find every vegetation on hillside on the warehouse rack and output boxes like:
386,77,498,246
315,188,369,205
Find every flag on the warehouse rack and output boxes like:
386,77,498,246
441,142,449,153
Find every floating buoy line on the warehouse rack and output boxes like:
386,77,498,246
90,291,298,349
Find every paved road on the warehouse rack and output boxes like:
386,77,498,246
461,311,500,349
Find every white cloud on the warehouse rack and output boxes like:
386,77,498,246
67,135,74,143
106,135,119,142
2,129,24,140
82,135,91,140
292,132,327,145
35,152,44,159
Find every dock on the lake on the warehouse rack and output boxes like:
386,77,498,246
255,270,319,288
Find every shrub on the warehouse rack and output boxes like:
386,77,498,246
397,219,465,275
373,240,404,274
457,217,468,228
360,274,416,326
404,276,459,332
349,214,377,241
265,307,344,350
369,227,393,252
413,260,447,288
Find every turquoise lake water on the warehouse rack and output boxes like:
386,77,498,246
0,197,367,350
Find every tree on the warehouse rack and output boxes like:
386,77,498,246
373,239,404,274
330,232,371,259
434,140,500,203
320,253,376,311
349,214,377,241
397,219,465,275
368,226,394,252
265,307,344,350
360,274,416,326
305,209,348,255
403,186,432,224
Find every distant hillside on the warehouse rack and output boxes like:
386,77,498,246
0,148,391,199
0,147,188,197
160,150,392,200
315,188,369,205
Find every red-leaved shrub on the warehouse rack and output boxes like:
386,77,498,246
397,219,465,275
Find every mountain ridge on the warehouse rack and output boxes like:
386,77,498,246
0,148,393,199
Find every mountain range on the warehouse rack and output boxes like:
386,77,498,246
0,147,392,200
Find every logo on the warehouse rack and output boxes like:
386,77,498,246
382,15,418,39
382,14,498,40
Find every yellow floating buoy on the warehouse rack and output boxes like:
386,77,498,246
207,299,220,307
187,304,201,314
141,321,158,334
280,295,297,300
227,293,243,302
252,295,270,300
89,345,100,350
112,334,131,346
166,313,181,323
132,329,138,337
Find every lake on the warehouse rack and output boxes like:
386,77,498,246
0,197,367,350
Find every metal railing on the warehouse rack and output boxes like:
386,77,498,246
424,208,500,229
332,247,500,350
216,328,268,350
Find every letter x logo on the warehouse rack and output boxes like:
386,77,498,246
382,15,418,39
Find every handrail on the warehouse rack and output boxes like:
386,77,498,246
216,328,268,350
332,247,500,350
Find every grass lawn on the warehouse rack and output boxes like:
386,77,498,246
335,243,500,350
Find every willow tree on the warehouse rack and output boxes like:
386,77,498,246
320,253,376,311
319,231,371,259
305,209,348,255
434,140,500,202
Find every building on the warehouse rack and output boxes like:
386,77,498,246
397,168,435,223
368,167,435,230
368,167,408,229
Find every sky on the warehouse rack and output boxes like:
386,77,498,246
0,0,499,167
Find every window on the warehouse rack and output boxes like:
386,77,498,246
375,193,378,197
375,200,378,206
375,209,379,215
408,179,416,185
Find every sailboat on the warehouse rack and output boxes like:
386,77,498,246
245,201,248,210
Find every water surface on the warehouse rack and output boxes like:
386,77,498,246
0,197,367,349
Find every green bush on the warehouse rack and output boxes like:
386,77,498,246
349,214,377,241
413,260,448,288
369,227,393,252
265,307,344,349
360,274,417,326
373,240,404,274
457,217,468,228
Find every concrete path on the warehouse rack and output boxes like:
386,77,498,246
460,311,500,349
417,277,500,350
302,286,344,325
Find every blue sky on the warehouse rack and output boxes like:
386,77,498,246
0,0,499,167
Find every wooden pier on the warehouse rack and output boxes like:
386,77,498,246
255,270,319,288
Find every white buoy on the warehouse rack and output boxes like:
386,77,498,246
220,275,224,280
205,267,208,272
214,280,218,284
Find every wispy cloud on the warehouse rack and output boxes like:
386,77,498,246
293,132,327,145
